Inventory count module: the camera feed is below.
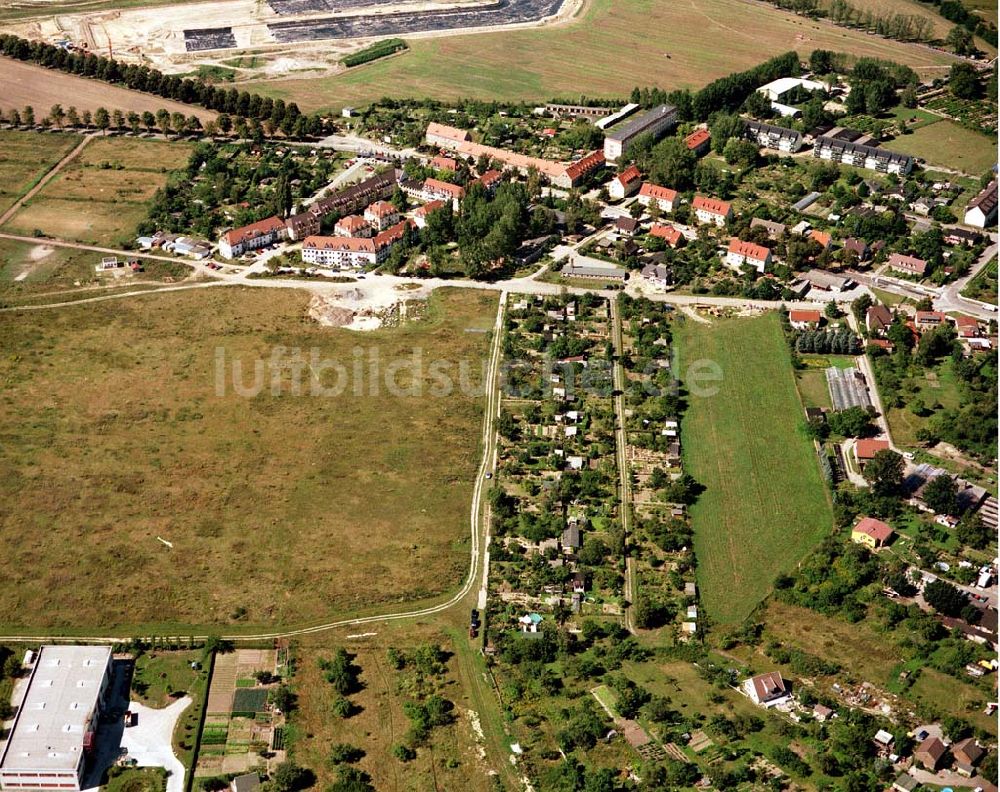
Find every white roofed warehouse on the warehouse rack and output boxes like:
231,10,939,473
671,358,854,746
0,646,112,792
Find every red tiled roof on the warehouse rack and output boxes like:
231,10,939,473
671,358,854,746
693,195,732,216
430,155,458,171
915,310,947,323
868,338,894,350
366,200,397,217
809,229,832,248
854,516,893,542
789,309,821,324
639,183,678,203
423,178,465,199
476,169,503,189
335,214,368,232
954,315,979,327
414,199,445,217
563,150,606,182
727,237,770,261
684,128,711,150
855,439,889,459
650,224,682,245
615,165,642,186
426,122,471,143
304,220,409,254
222,216,285,247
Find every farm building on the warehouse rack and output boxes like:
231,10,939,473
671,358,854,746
0,646,113,792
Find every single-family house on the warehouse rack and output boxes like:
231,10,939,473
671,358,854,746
561,524,581,554
641,263,671,288
964,180,997,229
915,310,947,332
609,165,642,200
854,438,889,467
726,238,771,272
750,217,787,239
914,736,948,772
809,229,832,250
789,309,821,329
951,737,984,777
944,228,981,247
891,773,918,792
813,704,833,722
888,253,928,278
231,775,261,792
843,237,870,262
851,516,893,549
430,154,458,172
744,672,791,708
649,223,683,247
866,304,893,335
475,169,503,194
615,216,639,237
693,195,733,226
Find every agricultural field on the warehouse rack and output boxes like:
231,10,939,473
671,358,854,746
885,118,998,175
0,129,77,215
0,57,216,119
242,0,955,111
0,286,498,632
289,626,497,792
3,136,194,247
676,313,833,625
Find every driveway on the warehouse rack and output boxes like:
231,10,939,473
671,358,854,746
121,699,192,792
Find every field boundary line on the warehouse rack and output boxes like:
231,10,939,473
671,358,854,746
0,133,94,227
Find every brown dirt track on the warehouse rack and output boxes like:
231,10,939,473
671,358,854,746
0,56,216,120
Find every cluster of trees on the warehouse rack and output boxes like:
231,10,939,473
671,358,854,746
629,51,799,121
828,0,934,42
342,38,407,68
793,328,861,354
141,141,337,239
917,0,999,46
845,57,919,115
0,34,330,139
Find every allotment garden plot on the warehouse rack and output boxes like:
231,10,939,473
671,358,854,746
197,648,287,778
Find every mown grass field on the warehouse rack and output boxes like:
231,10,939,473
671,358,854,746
0,286,497,632
677,313,833,625
0,129,77,214
4,136,193,247
886,361,963,448
243,0,955,111
886,119,998,175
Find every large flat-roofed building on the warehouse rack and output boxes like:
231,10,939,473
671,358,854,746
603,104,677,161
0,646,113,792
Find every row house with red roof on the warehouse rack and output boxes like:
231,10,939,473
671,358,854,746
608,165,642,201
692,195,733,227
726,238,771,272
637,183,678,214
301,220,410,270
219,216,288,259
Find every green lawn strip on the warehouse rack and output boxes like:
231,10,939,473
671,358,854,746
677,313,833,625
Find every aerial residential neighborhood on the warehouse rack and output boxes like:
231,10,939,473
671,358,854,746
0,0,996,790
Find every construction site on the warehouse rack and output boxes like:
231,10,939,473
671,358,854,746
5,0,573,75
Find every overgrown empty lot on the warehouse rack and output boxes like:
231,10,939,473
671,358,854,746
0,129,77,215
0,286,497,632
4,136,193,247
676,313,832,625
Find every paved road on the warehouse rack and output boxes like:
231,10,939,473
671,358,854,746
936,239,998,318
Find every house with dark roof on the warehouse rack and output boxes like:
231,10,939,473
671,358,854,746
964,179,997,229
813,135,913,174
743,672,791,708
603,104,677,160
914,736,948,771
866,304,893,335
951,737,984,776
745,119,803,153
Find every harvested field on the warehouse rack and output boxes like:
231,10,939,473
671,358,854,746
0,287,498,632
0,56,216,120
243,0,956,110
676,313,833,625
